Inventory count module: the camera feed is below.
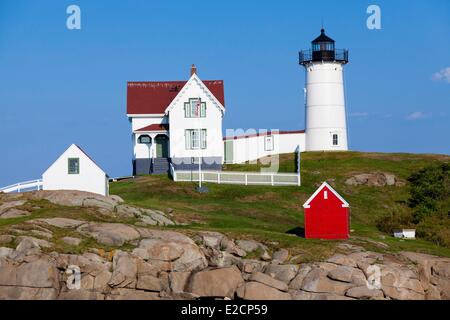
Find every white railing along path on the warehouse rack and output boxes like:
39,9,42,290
0,179,43,193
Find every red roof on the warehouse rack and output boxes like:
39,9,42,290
127,80,225,115
135,123,169,132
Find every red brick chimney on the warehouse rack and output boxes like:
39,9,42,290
190,64,197,76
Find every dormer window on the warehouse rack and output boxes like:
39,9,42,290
184,98,206,118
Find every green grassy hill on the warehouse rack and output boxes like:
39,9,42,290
110,151,450,262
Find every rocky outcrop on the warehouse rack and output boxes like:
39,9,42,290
345,172,404,187
0,200,29,219
27,190,175,226
0,230,449,300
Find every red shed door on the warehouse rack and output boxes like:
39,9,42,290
306,186,349,239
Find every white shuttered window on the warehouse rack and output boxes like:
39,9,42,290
185,129,207,150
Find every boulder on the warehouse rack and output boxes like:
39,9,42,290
61,237,82,246
93,270,112,291
35,217,86,229
345,286,384,299
326,254,357,267
140,209,174,226
223,239,246,257
0,208,30,219
16,236,51,252
136,229,194,244
289,265,312,290
0,200,26,214
236,240,267,253
109,195,124,204
139,239,183,261
77,223,140,246
238,259,267,274
31,229,53,239
0,259,17,286
0,286,58,300
264,264,299,283
432,261,450,279
272,249,289,264
196,231,226,250
187,266,244,298
136,274,162,292
82,197,116,211
249,272,288,292
16,258,60,289
31,190,121,208
327,266,366,284
344,172,397,187
108,251,137,288
301,269,354,295
172,244,208,272
0,235,14,244
115,204,141,218
236,282,291,300
136,233,207,272
382,286,424,300
0,247,13,258
169,272,191,293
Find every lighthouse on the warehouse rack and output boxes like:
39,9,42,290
300,29,349,151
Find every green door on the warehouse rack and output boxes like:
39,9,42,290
155,135,169,158
224,140,233,163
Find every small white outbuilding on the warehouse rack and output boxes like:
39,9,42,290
393,229,416,239
42,144,109,196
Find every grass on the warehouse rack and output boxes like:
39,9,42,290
109,151,450,261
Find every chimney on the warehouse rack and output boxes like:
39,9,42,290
190,64,197,76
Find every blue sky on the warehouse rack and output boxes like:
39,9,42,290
0,0,449,186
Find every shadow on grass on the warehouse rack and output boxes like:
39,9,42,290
286,227,305,238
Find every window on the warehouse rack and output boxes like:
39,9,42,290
68,158,80,174
138,135,151,144
332,134,339,146
264,135,274,151
324,191,328,199
185,129,207,150
184,98,206,118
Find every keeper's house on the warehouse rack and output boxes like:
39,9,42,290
42,144,109,196
127,65,225,175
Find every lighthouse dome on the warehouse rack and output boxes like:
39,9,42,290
312,29,335,44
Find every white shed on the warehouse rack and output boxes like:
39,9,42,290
393,229,416,239
42,144,109,196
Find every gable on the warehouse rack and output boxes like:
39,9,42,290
164,74,225,115
43,144,107,177
127,79,225,115
303,182,349,208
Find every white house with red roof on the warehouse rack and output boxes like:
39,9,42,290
127,65,225,174
42,144,109,196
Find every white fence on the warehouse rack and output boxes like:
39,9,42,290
0,179,43,193
171,165,300,186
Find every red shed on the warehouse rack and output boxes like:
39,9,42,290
303,182,350,240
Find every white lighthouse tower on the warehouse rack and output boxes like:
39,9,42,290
300,29,349,151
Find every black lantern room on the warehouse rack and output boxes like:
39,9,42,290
299,29,348,65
